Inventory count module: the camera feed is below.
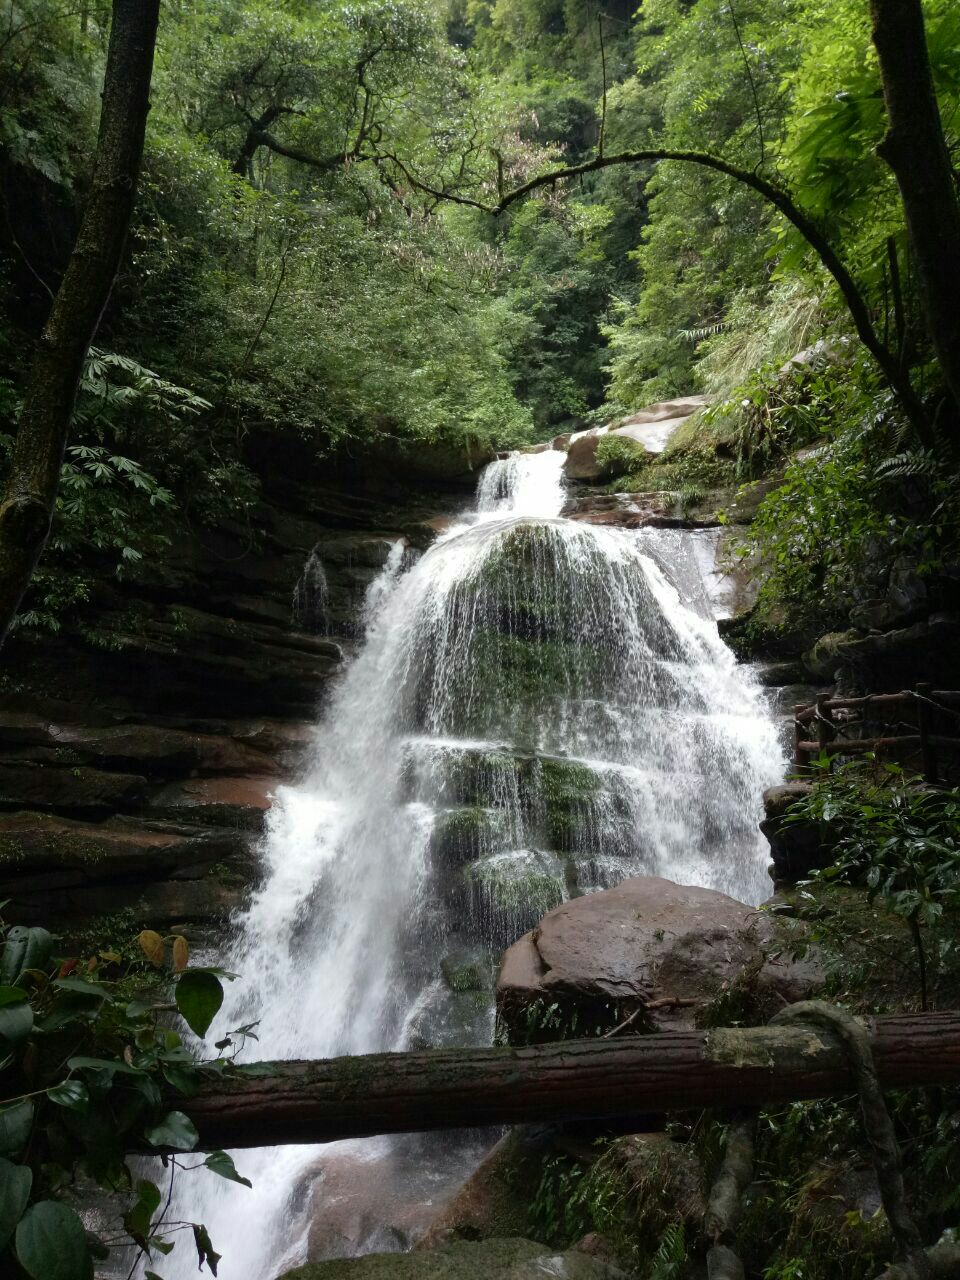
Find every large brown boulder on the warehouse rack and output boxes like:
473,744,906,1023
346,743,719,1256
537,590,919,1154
564,398,708,481
496,876,818,1043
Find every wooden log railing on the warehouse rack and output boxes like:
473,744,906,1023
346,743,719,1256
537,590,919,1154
159,1014,960,1153
792,685,960,779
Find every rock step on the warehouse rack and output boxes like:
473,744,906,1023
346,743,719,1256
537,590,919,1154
281,1237,625,1279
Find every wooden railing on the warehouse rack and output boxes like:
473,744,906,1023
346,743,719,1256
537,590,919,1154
793,683,960,780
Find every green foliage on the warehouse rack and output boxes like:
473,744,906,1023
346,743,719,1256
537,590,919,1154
706,341,960,650
784,759,960,1009
594,432,647,477
0,912,257,1278
527,1153,593,1246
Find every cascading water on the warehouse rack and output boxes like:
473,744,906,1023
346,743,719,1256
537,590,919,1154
157,448,784,1280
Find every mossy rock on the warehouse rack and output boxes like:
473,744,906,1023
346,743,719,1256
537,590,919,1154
281,1237,625,1278
462,850,566,945
430,807,505,867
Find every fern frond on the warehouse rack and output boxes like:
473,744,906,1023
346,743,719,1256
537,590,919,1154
876,448,939,480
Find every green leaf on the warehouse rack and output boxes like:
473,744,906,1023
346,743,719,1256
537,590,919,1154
123,1178,162,1241
175,970,224,1038
53,976,113,1000
161,1063,203,1096
204,1150,252,1188
15,1201,93,1280
47,1079,90,1111
0,984,28,1007
143,1110,199,1152
0,1155,32,1250
67,1055,144,1078
192,1222,221,1276
0,999,34,1044
0,1100,33,1157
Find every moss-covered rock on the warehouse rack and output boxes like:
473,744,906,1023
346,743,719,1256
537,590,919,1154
430,807,504,867
463,850,567,946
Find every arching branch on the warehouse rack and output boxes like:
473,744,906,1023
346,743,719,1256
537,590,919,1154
387,146,931,443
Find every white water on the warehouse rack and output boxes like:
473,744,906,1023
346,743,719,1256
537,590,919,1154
157,449,783,1280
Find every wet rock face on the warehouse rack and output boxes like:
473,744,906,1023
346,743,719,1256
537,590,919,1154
282,1237,627,1279
564,398,709,482
0,705,294,929
496,875,819,1043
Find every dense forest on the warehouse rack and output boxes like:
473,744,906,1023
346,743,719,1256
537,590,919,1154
2,0,958,643
1,0,960,1278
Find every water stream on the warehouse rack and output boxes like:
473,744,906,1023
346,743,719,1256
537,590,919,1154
158,448,784,1279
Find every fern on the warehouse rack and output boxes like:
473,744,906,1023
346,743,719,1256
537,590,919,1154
876,449,939,481
648,1222,687,1279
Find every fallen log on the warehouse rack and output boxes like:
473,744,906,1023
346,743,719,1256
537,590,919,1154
170,1013,960,1152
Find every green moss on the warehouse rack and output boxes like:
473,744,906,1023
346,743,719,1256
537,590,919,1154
538,758,600,852
430,807,503,866
593,433,648,478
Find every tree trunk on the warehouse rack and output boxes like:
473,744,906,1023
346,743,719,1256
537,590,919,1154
870,0,960,418
160,1013,960,1152
0,0,161,647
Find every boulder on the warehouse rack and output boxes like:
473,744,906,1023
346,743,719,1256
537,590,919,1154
806,615,960,690
418,1129,552,1249
496,876,819,1043
848,599,909,633
802,630,862,681
759,783,829,884
887,555,928,617
282,1238,626,1279
563,398,708,481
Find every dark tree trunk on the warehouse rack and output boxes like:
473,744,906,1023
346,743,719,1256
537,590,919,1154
0,0,161,647
870,0,960,419
156,1014,960,1152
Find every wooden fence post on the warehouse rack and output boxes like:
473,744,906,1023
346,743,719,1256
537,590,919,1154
816,693,834,767
793,703,805,773
916,682,937,783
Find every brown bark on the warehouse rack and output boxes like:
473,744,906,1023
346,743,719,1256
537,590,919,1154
165,1013,960,1153
871,0,960,418
0,0,161,648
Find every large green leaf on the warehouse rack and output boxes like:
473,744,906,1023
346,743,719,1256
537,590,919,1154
204,1150,252,1188
15,1201,93,1280
0,984,28,1008
175,970,223,1038
0,998,33,1045
143,1110,199,1152
0,1100,33,1157
0,1156,32,1250
47,1079,90,1112
123,1178,162,1241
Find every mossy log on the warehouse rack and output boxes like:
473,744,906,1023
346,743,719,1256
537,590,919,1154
165,1013,960,1152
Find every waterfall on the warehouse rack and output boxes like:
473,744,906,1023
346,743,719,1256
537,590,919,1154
156,450,784,1280
292,549,329,634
